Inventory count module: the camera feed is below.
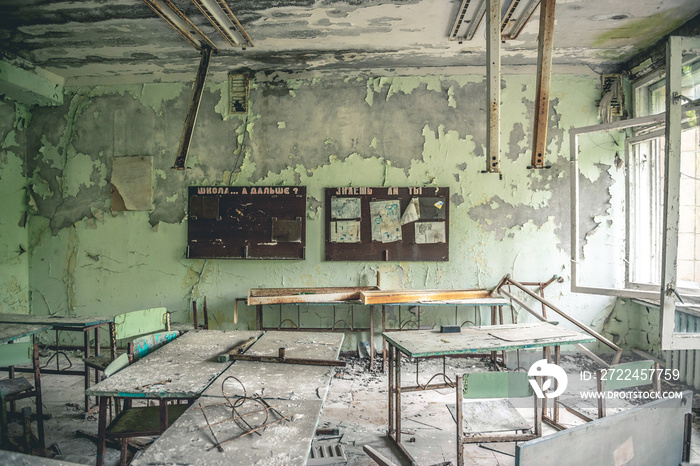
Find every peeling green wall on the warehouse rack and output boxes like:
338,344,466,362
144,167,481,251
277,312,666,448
0,101,29,314
3,72,646,351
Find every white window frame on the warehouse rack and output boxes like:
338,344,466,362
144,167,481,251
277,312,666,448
570,35,700,350
659,36,700,350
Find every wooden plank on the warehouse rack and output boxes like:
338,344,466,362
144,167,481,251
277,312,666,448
516,391,693,466
363,445,399,466
530,0,556,169
382,322,595,358
360,289,492,305
248,286,378,305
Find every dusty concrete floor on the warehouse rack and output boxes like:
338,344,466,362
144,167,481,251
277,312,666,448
2,349,700,465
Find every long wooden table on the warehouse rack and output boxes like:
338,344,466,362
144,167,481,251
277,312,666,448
0,323,52,448
248,287,510,370
0,313,116,411
383,322,597,466
131,331,344,466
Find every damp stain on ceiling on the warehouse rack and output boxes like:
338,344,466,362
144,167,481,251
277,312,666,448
1,0,699,84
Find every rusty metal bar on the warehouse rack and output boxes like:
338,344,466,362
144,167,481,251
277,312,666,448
500,277,622,363
530,0,555,169
456,374,464,466
173,46,212,170
484,0,501,175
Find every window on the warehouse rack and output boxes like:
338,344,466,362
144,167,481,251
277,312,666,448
570,36,700,349
629,58,700,296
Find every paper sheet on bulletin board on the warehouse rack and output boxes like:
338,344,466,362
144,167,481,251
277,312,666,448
325,187,449,261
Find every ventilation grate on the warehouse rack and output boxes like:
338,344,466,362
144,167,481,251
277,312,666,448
307,442,348,465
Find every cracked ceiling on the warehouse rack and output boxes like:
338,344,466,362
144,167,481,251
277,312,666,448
1,0,700,85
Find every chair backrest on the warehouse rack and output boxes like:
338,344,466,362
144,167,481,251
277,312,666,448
0,341,32,368
597,360,658,391
113,307,170,345
103,330,180,377
463,372,533,399
130,330,179,360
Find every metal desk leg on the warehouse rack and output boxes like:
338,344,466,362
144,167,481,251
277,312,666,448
96,396,108,466
256,305,263,331
395,349,401,446
456,374,464,466
388,344,395,438
370,305,374,369
84,331,91,412
554,345,560,422
32,341,45,448
382,305,387,372
109,323,117,359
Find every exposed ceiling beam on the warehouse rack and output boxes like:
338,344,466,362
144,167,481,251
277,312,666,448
485,0,501,175
530,0,556,169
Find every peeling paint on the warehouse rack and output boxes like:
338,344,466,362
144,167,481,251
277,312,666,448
4,71,653,352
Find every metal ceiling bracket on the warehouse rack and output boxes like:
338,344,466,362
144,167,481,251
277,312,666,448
173,46,212,170
530,0,556,170
142,0,218,52
191,0,254,48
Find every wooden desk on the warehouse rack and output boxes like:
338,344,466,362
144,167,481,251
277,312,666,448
0,323,52,448
382,322,596,466
131,331,344,466
374,295,512,370
86,330,262,466
0,313,116,411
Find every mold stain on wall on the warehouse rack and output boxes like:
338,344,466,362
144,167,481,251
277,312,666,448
0,71,638,351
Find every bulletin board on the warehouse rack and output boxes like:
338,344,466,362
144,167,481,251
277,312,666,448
187,186,306,260
325,187,449,261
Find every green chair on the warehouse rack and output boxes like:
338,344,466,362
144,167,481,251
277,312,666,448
83,308,171,384
0,339,45,450
454,371,542,465
103,331,184,465
595,360,660,418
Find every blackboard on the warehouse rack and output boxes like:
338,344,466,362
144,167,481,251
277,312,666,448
325,187,449,261
187,186,306,259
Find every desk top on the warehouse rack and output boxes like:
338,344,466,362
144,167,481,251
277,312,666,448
0,313,113,328
85,330,263,399
132,331,344,466
360,289,508,306
248,286,379,305
382,322,596,357
0,323,52,344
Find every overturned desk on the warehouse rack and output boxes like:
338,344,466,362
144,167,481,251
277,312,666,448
132,331,344,466
249,287,376,365
0,313,116,412
383,322,596,466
